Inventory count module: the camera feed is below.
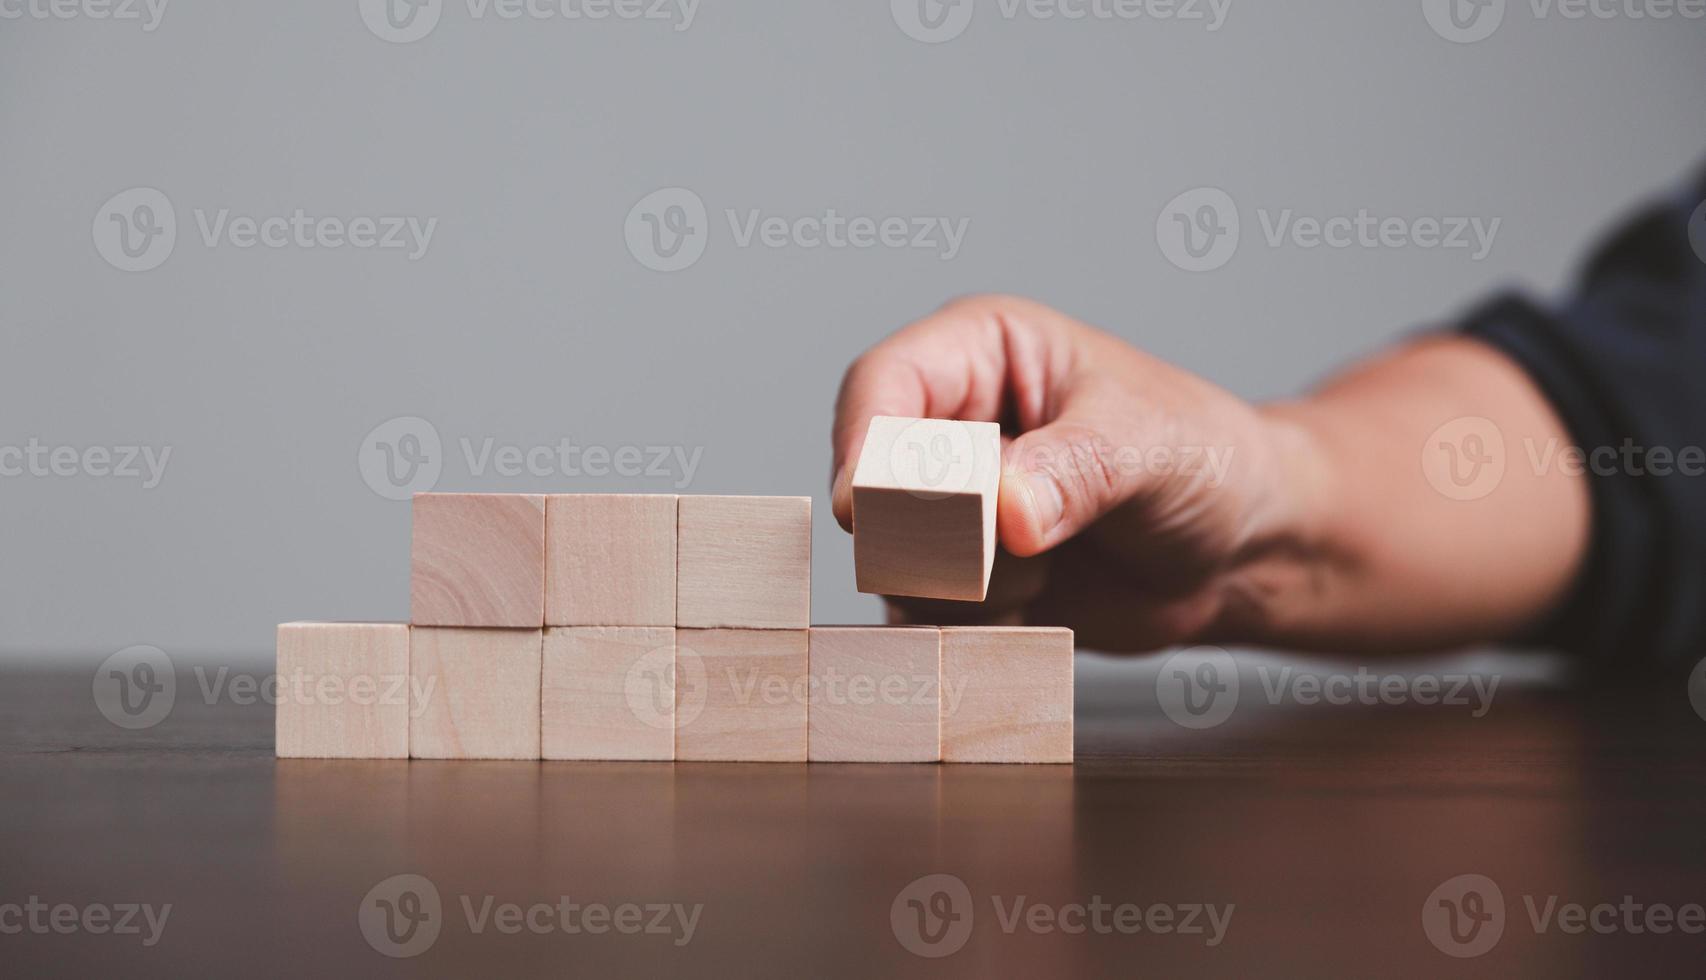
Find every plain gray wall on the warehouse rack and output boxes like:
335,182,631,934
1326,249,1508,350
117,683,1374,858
2,0,1702,665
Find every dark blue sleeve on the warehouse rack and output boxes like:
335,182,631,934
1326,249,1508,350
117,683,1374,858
1461,163,1706,663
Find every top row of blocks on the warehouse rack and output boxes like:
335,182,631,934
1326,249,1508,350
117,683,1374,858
410,493,811,630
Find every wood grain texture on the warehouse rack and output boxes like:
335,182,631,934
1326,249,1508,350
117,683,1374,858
676,496,811,629
807,627,940,763
940,627,1073,763
411,493,546,628
275,622,410,759
542,627,675,761
409,627,542,760
545,494,676,627
676,629,807,762
852,416,1001,602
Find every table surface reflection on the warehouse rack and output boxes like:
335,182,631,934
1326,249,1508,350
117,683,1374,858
2,652,1704,978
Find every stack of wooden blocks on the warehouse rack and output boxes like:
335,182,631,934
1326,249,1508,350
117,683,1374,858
277,419,1072,763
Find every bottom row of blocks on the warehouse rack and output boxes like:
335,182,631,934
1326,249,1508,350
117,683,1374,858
275,623,1073,763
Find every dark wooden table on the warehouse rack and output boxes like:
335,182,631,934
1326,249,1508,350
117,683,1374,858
3,651,1704,978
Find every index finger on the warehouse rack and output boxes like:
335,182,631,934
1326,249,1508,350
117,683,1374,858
829,301,1015,529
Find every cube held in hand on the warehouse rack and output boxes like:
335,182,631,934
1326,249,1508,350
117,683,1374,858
852,416,1001,602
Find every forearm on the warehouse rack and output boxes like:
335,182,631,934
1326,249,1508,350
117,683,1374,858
1227,335,1591,654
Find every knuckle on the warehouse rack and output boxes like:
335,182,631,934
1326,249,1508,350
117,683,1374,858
938,292,1029,321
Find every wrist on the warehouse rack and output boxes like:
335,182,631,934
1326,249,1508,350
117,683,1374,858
1202,400,1353,647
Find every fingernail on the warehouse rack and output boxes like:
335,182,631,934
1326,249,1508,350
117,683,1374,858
1025,472,1064,533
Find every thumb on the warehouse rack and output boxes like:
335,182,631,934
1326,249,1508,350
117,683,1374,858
999,412,1149,557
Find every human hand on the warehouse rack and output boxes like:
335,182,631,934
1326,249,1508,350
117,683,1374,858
829,295,1327,652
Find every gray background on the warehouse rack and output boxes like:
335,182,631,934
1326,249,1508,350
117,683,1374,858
2,0,1702,665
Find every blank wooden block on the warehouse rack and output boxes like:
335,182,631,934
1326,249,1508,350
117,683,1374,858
275,622,410,759
545,494,677,627
676,629,807,762
411,493,545,628
808,627,940,763
542,627,675,761
676,496,810,629
940,627,1073,763
410,627,542,760
852,416,1001,602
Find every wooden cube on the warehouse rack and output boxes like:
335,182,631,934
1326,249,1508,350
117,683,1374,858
410,627,542,759
411,493,546,628
675,629,807,762
275,622,410,759
808,627,940,763
545,494,677,628
542,627,675,761
940,627,1073,763
676,496,810,629
852,416,1001,602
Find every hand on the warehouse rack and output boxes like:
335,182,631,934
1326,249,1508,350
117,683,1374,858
830,295,1588,655
829,295,1326,652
